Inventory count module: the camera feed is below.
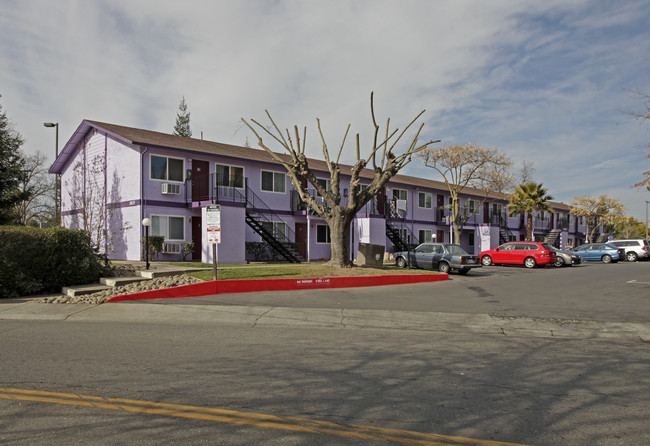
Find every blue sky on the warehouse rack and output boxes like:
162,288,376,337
1,0,648,220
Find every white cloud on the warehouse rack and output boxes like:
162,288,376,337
1,0,648,220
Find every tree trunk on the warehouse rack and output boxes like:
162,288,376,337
526,213,534,241
327,212,353,267
452,201,462,245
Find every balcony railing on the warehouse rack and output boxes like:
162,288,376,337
185,173,246,206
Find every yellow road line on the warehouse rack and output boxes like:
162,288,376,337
0,387,532,446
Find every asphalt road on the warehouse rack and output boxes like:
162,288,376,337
140,260,650,323
1,260,648,445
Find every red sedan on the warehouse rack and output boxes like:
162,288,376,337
480,242,557,268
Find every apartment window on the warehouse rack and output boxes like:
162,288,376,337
418,229,432,243
393,189,408,201
466,199,478,214
216,164,244,188
261,170,286,193
151,215,185,241
316,224,331,243
540,211,549,221
261,221,287,239
418,192,432,209
151,155,184,182
315,178,332,197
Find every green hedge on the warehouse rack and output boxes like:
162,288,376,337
0,226,113,298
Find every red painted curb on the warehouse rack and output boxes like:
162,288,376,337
106,273,448,302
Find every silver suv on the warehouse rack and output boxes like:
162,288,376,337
608,239,650,261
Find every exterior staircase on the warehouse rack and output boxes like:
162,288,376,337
239,187,302,263
385,204,419,252
497,215,516,244
544,229,562,247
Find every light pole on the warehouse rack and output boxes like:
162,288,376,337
142,218,151,270
43,122,59,225
645,200,650,240
646,201,649,240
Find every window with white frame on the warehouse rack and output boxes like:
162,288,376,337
466,199,478,214
216,164,244,188
150,155,184,182
540,211,549,221
399,228,410,244
261,221,287,239
419,229,432,243
316,224,331,243
315,178,332,197
261,170,286,193
393,189,408,201
151,215,185,241
418,192,432,209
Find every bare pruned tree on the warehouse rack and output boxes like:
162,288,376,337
419,143,513,244
14,151,55,226
242,93,440,267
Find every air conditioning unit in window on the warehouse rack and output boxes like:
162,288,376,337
161,183,181,195
163,243,181,254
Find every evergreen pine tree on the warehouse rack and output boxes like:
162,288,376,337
0,96,29,224
173,96,192,137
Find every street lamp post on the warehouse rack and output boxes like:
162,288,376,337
142,218,151,270
43,122,59,225
646,201,649,240
645,200,650,240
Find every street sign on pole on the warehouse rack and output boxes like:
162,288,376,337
206,204,221,244
206,205,221,281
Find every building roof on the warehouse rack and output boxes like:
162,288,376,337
50,120,571,211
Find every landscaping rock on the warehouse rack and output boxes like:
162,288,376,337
41,274,203,305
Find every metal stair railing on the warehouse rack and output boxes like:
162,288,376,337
236,186,301,263
496,212,516,244
384,201,419,251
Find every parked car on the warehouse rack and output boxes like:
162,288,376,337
394,243,481,274
479,242,557,268
607,239,650,262
548,246,582,267
568,243,624,263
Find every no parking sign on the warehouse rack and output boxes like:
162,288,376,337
206,204,221,244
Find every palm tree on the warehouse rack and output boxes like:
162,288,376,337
508,182,553,241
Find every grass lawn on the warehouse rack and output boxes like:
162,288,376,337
165,262,438,282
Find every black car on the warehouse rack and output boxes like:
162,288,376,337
394,243,481,274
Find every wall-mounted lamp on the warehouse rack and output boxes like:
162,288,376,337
186,169,192,181
344,188,348,197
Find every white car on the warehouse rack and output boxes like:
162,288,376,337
607,239,650,262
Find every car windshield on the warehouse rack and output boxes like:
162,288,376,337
446,245,468,255
542,243,555,251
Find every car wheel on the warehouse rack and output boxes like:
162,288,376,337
626,251,638,262
438,262,450,273
396,257,407,268
601,254,612,264
524,257,537,268
554,257,565,268
481,256,493,266
457,269,469,275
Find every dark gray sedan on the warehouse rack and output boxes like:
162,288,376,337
394,243,481,274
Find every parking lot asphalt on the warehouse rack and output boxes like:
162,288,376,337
2,261,648,341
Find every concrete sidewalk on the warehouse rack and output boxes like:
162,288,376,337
1,299,648,342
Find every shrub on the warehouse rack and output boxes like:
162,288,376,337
142,235,164,260
0,226,113,298
181,242,195,261
245,241,270,261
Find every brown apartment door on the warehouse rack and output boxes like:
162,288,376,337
191,217,202,260
295,223,307,259
192,160,210,203
437,194,445,221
